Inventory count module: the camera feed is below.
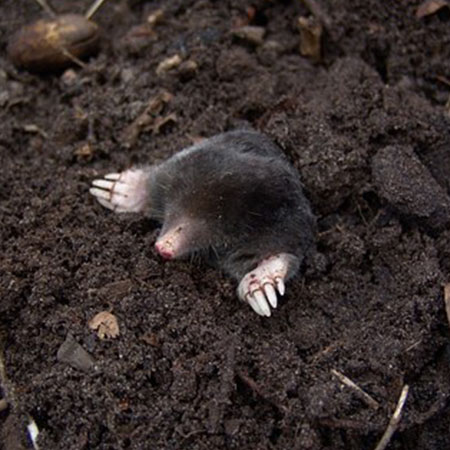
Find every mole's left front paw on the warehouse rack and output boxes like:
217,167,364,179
237,254,294,317
89,168,149,213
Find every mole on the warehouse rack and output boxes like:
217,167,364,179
89,130,316,317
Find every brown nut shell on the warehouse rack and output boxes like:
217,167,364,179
8,14,100,72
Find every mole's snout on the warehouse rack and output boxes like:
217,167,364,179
155,241,174,260
155,224,186,260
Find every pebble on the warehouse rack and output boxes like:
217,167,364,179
232,26,266,46
57,333,96,372
156,54,182,76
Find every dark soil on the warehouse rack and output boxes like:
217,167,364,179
1,1,450,449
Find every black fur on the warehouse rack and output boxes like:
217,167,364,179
145,130,316,280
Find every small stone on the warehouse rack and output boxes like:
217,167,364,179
121,67,135,84
57,333,95,372
61,68,78,86
156,54,182,76
0,398,7,412
147,9,164,27
232,26,266,46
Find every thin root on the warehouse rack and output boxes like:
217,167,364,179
85,0,110,20
374,384,409,450
331,369,380,409
32,0,56,17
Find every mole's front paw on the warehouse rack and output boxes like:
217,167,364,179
237,254,296,317
89,168,149,213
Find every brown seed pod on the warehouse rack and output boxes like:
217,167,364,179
8,14,100,72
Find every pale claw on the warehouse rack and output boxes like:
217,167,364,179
90,168,150,213
89,187,111,200
104,173,121,180
253,289,271,317
276,278,285,296
237,253,298,317
92,179,115,190
96,197,115,211
263,283,277,308
248,296,264,316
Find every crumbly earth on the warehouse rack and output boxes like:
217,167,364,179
1,1,450,449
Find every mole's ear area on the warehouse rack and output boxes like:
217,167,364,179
154,218,207,260
237,253,299,317
89,168,150,213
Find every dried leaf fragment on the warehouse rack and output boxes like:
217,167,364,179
416,0,449,18
151,112,177,135
120,89,174,148
231,26,266,46
89,311,120,339
74,142,94,159
298,16,322,62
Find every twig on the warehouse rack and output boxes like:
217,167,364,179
435,75,450,87
374,384,409,450
331,369,380,409
236,370,288,414
32,0,56,17
444,284,450,329
85,0,109,20
50,42,87,69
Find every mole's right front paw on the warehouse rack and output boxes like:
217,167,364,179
89,168,149,213
237,254,295,317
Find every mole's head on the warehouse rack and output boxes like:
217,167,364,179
154,214,213,260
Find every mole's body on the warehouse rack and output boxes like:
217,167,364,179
90,130,316,316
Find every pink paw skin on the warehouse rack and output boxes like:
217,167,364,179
237,253,298,317
89,168,150,213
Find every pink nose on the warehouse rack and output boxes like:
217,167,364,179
155,241,173,260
